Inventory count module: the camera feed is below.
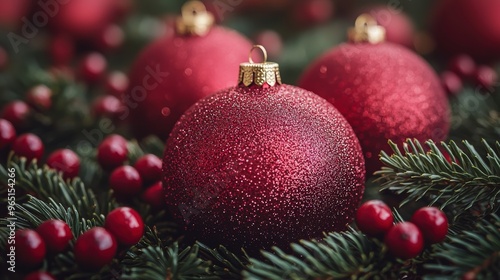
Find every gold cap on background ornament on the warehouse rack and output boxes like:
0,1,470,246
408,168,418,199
176,1,215,36
239,45,282,87
348,14,386,44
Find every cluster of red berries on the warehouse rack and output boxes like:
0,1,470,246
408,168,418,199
97,134,164,209
356,200,449,259
441,54,498,96
13,207,144,276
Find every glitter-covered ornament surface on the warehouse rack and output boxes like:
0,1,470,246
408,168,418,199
126,2,252,139
299,15,450,174
162,46,365,253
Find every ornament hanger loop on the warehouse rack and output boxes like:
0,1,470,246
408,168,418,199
182,0,207,18
249,45,268,64
348,13,386,44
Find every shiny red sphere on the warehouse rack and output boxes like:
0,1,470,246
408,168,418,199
97,134,128,171
47,149,81,179
300,43,450,174
355,200,393,237
384,222,424,259
14,229,46,268
134,154,162,186
0,118,16,150
105,207,144,246
79,52,107,83
23,271,56,280
26,85,53,111
126,26,252,139
163,84,365,253
1,100,31,130
36,219,73,253
109,166,142,198
474,65,498,90
12,133,44,162
74,227,117,270
448,54,476,79
142,181,164,210
411,207,448,244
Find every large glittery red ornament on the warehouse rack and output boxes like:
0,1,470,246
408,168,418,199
431,0,500,62
162,48,365,253
300,17,450,174
126,3,252,140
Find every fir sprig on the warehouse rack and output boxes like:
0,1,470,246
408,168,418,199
426,214,500,279
376,139,500,212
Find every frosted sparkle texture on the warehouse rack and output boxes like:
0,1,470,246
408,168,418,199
126,26,252,140
162,84,365,254
300,43,450,174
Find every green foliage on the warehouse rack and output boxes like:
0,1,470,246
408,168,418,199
376,139,500,213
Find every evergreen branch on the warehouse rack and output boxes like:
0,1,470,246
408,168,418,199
198,242,250,279
376,139,500,212
425,214,500,279
243,230,407,280
122,239,215,280
0,155,117,218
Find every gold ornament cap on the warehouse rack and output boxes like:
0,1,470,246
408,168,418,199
348,14,386,44
239,45,282,87
176,1,215,36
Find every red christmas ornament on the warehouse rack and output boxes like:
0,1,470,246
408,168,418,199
0,0,31,28
292,0,335,27
142,181,164,210
384,222,424,259
299,15,450,174
365,6,414,48
109,165,142,198
448,54,476,79
134,154,162,186
105,207,144,246
411,207,448,244
162,45,365,253
26,85,53,111
36,219,73,254
46,149,81,179
74,227,117,270
97,134,128,171
79,52,107,84
12,133,44,162
23,271,56,280
126,1,252,140
49,0,116,40
432,0,500,62
355,200,393,237
1,100,31,130
14,229,46,268
0,119,16,151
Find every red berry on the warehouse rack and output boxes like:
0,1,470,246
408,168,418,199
0,118,16,150
105,207,144,246
74,227,117,270
36,219,73,254
142,181,164,210
474,65,498,90
47,149,81,179
23,271,56,280
441,71,463,97
384,222,424,259
411,207,448,244
14,229,46,268
26,85,52,111
105,71,129,97
50,34,74,66
356,200,394,237
12,133,44,162
448,54,476,79
1,100,31,130
92,95,124,119
79,52,107,83
134,154,162,186
97,134,128,170
109,165,142,198
96,24,124,51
